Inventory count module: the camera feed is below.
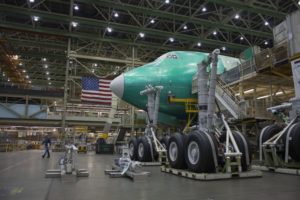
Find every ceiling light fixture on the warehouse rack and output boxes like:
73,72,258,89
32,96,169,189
240,36,244,40
183,25,188,30
202,7,207,12
28,80,32,84
169,37,174,42
114,12,119,18
44,64,48,69
42,58,47,61
139,32,145,38
234,14,240,19
29,0,35,3
49,82,52,85
197,42,202,47
47,77,51,80
264,21,269,26
165,0,170,4
150,19,155,24
74,5,79,10
71,22,78,27
22,70,26,73
213,31,217,35
264,41,269,45
26,75,29,79
106,27,112,33
221,46,226,51
46,71,49,75
33,16,39,22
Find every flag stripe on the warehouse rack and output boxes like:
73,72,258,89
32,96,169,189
81,77,112,105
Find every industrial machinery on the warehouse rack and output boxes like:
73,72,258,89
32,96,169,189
255,58,300,175
45,142,89,178
105,148,150,181
110,49,261,179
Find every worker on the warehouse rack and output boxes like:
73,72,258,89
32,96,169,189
42,134,51,158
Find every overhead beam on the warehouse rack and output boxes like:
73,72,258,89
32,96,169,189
77,0,273,38
69,54,146,65
206,0,286,19
0,4,253,50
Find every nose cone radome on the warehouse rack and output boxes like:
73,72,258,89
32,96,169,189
110,74,124,98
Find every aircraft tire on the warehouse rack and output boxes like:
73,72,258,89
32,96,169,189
220,131,252,171
160,135,170,150
185,131,216,173
257,124,282,146
287,123,300,161
137,136,152,162
128,137,138,160
167,132,186,169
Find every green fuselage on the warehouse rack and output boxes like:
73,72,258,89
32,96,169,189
119,51,239,122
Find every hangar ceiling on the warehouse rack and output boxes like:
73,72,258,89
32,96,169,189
0,0,299,88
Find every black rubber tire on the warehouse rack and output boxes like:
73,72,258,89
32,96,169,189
167,133,186,169
220,131,252,171
160,136,170,150
287,123,300,161
137,136,152,162
128,137,138,160
257,125,282,146
185,131,216,173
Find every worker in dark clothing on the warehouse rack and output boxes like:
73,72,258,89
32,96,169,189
42,135,51,158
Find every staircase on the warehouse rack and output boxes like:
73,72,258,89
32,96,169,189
215,78,246,119
192,75,246,119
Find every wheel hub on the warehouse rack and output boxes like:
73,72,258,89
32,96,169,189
188,141,200,165
138,143,144,158
169,141,178,162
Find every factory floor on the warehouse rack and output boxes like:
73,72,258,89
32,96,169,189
0,151,300,200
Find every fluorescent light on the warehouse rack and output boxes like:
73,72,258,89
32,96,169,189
107,27,112,33
234,14,240,19
150,19,155,24
71,22,78,27
257,95,270,100
33,16,39,22
202,7,207,12
197,42,201,47
114,12,119,18
213,31,217,35
139,32,145,38
74,5,79,10
169,37,174,42
276,91,283,95
244,89,254,94
183,25,187,30
264,21,269,26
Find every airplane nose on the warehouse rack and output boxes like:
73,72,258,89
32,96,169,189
110,74,124,98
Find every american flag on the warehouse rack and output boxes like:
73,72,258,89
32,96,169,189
81,76,112,105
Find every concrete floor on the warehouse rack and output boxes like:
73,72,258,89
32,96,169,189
0,151,300,200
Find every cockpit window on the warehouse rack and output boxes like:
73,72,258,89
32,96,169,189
166,54,178,59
